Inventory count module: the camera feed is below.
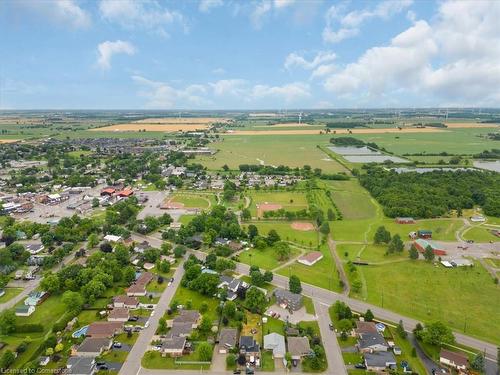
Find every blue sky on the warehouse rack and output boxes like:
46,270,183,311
1,0,499,109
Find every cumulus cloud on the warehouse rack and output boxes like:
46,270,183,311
323,0,500,106
99,0,186,36
132,75,211,108
251,82,310,103
18,0,91,28
284,51,336,70
250,0,297,29
97,40,136,70
323,0,412,43
199,0,223,13
210,79,248,96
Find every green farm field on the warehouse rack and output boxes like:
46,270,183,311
357,261,500,344
325,179,378,220
193,134,349,173
242,221,319,247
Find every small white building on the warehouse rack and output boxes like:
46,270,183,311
104,234,122,243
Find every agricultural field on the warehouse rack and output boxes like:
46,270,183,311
277,244,342,292
193,134,349,173
324,180,378,220
356,260,500,344
242,221,319,247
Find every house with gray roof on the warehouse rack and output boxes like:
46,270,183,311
364,351,396,372
287,336,311,360
357,332,389,353
66,356,96,375
263,333,286,359
161,336,186,357
218,328,238,354
273,288,303,311
172,310,201,328
75,338,112,357
239,336,260,360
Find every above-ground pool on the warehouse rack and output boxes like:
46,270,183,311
72,325,89,338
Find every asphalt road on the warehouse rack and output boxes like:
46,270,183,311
118,261,186,375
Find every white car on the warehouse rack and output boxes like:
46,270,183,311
151,310,155,316
144,320,150,328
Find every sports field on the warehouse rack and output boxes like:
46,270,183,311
242,221,318,247
167,193,215,209
248,190,309,217
357,261,500,344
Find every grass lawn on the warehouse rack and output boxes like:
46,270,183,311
357,260,500,343
261,350,275,371
342,352,363,365
14,294,66,332
142,350,211,370
297,321,321,339
325,180,378,220
303,296,315,315
486,258,500,268
115,332,139,346
263,316,285,335
277,244,342,292
77,309,105,326
179,214,197,226
170,193,212,209
238,246,301,270
0,334,45,369
462,226,500,242
0,288,23,303
147,279,167,293
242,221,318,247
242,313,263,343
337,244,408,264
387,327,427,375
171,286,220,322
99,349,129,363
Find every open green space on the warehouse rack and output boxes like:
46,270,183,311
142,350,211,370
238,245,301,271
303,296,315,315
462,226,500,242
247,190,309,217
193,134,349,173
14,294,66,330
0,288,23,303
242,221,318,247
179,214,197,226
277,244,342,292
356,260,500,343
263,316,285,335
325,180,378,220
170,193,214,209
261,350,275,371
337,243,408,263
171,286,219,322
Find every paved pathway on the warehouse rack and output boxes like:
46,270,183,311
119,261,186,375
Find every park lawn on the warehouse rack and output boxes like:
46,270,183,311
462,226,499,242
192,134,348,173
358,260,500,344
179,214,197,226
170,193,212,209
303,296,315,315
277,244,342,292
331,219,373,242
325,180,379,220
387,327,427,375
337,244,408,264
263,316,285,335
261,350,275,371
248,190,309,217
142,350,211,370
139,296,160,304
0,287,23,303
242,221,318,247
171,286,219,322
238,246,301,271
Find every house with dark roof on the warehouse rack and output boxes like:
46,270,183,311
355,321,378,336
171,310,201,328
108,307,129,322
66,356,96,375
273,288,303,311
113,295,139,309
440,349,468,370
86,322,123,338
239,336,260,360
218,276,249,301
364,351,397,371
161,336,187,357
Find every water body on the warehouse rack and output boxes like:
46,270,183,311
473,160,500,172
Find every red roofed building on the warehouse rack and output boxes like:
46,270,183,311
413,239,447,256
297,251,324,266
117,189,134,197
101,187,116,196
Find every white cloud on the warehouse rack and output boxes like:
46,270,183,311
251,82,310,103
284,51,336,70
323,0,413,43
250,0,297,29
323,0,500,106
132,75,211,108
273,0,294,9
99,0,186,36
199,0,223,13
210,79,248,96
212,68,226,75
18,0,91,28
97,40,136,70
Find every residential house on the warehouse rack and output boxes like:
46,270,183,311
218,276,249,301
357,332,389,353
108,307,130,322
355,321,378,335
297,251,323,266
273,288,303,311
25,242,44,255
263,333,286,359
126,272,154,296
134,241,151,254
161,336,187,357
287,336,311,360
239,336,260,362
103,234,122,243
86,322,123,338
218,328,238,354
171,310,201,329
66,356,96,375
364,351,397,372
113,295,139,309
75,337,113,357
440,349,468,371
16,305,35,317
25,291,48,306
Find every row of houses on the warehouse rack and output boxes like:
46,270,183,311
354,321,399,372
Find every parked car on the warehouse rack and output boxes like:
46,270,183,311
355,363,367,369
113,342,122,348
96,361,105,366
128,316,139,322
292,359,298,367
151,310,155,316
98,365,109,371
170,277,174,282
145,320,150,328
233,370,241,374
329,323,334,331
